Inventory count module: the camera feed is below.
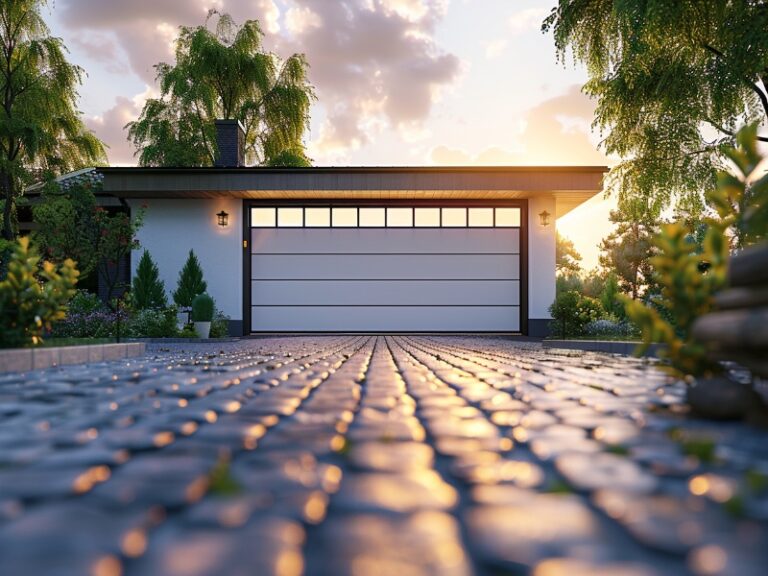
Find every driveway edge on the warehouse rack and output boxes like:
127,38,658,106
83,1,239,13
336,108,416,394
0,342,146,373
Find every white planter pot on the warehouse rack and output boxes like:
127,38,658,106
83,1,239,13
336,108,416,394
194,321,211,339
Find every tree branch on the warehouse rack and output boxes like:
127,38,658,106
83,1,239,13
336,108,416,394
703,43,768,123
705,117,768,142
749,77,768,121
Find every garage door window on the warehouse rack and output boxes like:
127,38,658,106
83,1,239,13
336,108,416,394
277,207,303,227
305,207,330,227
414,208,440,227
359,208,385,227
332,208,358,227
251,206,521,228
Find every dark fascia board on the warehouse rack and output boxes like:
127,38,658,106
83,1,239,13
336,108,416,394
99,165,608,196
99,165,608,175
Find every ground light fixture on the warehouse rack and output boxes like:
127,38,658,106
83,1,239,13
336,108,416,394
217,210,229,227
538,210,551,227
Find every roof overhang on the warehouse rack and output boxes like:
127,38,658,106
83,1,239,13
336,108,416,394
99,166,607,219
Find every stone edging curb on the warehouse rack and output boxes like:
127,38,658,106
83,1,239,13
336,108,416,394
127,337,241,343
0,342,146,373
543,339,662,357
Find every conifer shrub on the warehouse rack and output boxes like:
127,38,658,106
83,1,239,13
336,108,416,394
133,250,167,309
173,250,207,308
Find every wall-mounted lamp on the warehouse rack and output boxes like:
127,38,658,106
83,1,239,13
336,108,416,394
538,210,551,227
217,210,229,227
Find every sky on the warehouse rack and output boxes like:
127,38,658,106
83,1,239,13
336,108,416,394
47,0,616,269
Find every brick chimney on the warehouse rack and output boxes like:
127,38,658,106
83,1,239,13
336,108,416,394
214,120,245,167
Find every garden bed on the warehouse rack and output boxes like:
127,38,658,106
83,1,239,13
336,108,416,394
543,339,661,356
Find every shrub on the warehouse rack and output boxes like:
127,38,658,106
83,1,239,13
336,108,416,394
622,122,768,377
128,307,179,338
173,250,207,308
209,308,231,338
68,290,106,315
0,238,79,347
192,293,215,322
549,291,580,338
179,324,198,338
51,309,126,339
132,250,167,309
624,222,728,376
584,318,639,339
549,290,604,338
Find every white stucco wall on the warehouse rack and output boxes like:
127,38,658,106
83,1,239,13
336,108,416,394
527,195,556,321
129,198,243,320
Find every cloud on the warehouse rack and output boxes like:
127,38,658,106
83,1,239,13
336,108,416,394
86,88,155,166
430,85,608,166
282,1,460,158
484,39,507,59
59,0,461,164
509,7,549,34
58,1,212,83
69,33,130,74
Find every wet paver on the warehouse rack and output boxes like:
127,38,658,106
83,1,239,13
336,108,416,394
1,335,767,575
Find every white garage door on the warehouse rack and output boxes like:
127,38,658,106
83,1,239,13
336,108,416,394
248,205,523,332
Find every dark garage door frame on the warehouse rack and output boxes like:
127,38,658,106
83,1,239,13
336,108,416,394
242,198,529,335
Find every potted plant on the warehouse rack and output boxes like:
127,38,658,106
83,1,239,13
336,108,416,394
191,293,215,339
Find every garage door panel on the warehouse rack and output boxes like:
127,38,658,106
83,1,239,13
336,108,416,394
252,254,520,280
252,229,520,254
251,306,520,332
252,280,520,306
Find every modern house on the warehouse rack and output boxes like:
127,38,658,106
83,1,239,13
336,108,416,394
98,121,606,336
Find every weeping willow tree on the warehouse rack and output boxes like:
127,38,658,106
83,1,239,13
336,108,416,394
543,1,768,216
127,11,315,168
0,0,106,241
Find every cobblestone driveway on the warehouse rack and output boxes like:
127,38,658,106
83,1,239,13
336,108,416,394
1,336,767,576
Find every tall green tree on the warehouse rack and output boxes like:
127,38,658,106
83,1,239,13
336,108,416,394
556,232,582,276
599,206,659,300
543,1,768,213
127,10,315,168
0,0,106,240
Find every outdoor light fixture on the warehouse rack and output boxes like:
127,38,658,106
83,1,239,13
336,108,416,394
217,210,229,227
538,210,551,227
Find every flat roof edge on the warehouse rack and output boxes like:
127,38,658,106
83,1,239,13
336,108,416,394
98,165,609,175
